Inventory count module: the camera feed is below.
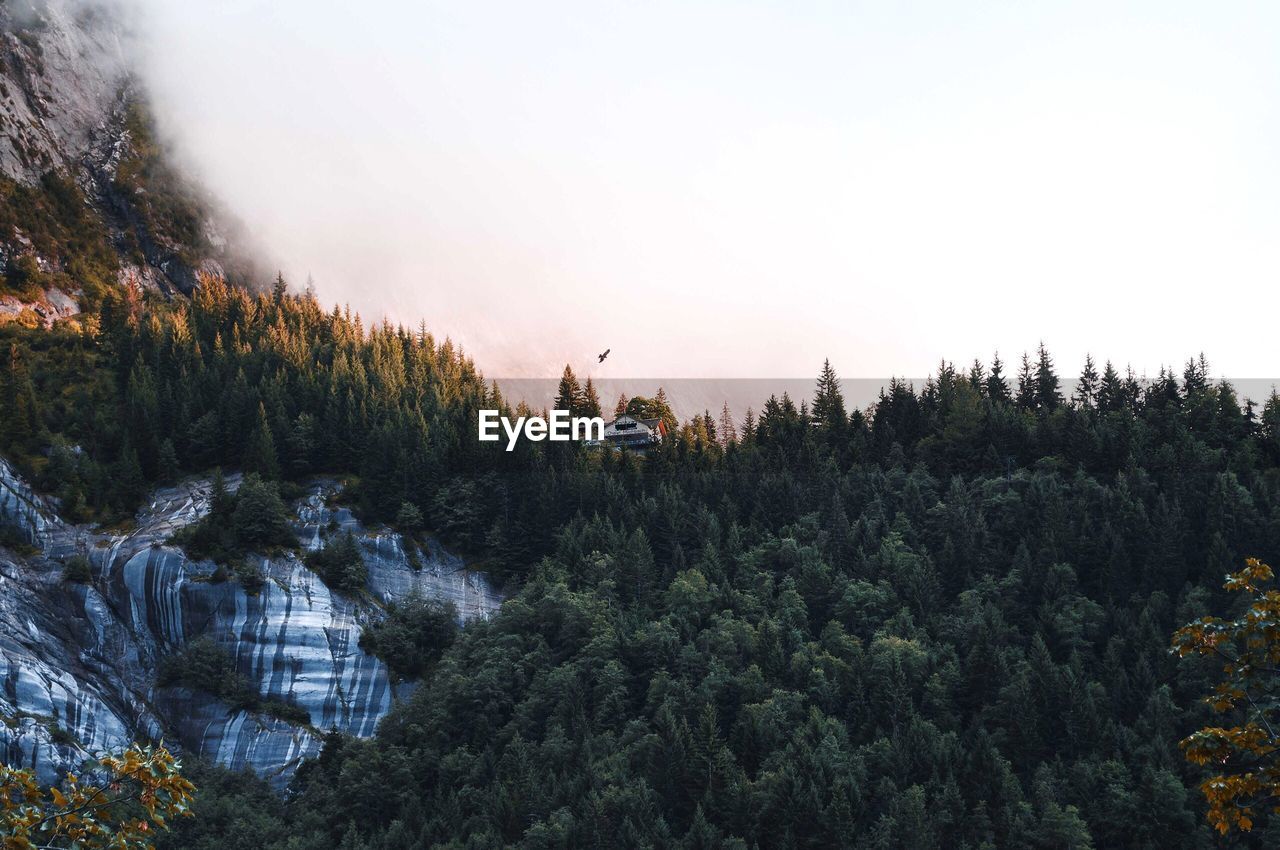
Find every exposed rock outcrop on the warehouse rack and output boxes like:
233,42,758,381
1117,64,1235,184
1,0,262,304
0,285,78,326
0,458,500,787
0,0,130,182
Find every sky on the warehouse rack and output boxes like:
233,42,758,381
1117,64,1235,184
131,1,1280,380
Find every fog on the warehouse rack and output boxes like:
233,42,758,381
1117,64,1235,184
120,1,1280,380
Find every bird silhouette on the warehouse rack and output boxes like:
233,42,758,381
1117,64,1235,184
598,349,610,363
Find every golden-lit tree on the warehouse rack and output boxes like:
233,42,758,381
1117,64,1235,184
0,743,194,849
1172,558,1280,835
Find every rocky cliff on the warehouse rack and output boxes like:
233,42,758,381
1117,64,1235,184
0,0,259,320
0,457,501,787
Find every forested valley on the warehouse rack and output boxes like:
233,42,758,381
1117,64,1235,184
3,280,1280,848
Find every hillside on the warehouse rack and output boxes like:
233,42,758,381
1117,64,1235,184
4,273,1280,846
0,0,259,325
4,2,1280,848
0,454,498,789
0,272,509,789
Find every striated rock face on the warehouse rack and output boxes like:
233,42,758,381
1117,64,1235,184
0,458,501,787
296,490,503,621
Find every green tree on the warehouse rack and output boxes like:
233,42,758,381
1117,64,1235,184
626,391,677,433
1035,342,1062,413
812,358,848,433
986,351,1011,403
395,500,424,532
158,438,180,483
1074,354,1099,409
243,402,281,479
1097,360,1125,413
581,376,603,418
0,343,42,452
306,531,367,593
358,595,458,678
554,365,583,414
230,474,292,550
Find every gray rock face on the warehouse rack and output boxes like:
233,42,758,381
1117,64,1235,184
0,458,501,787
0,0,263,298
0,286,81,327
297,490,503,620
0,0,131,182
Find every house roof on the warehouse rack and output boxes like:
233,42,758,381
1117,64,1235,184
603,416,665,440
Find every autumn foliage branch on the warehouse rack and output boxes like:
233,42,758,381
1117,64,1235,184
1173,558,1280,835
0,743,194,849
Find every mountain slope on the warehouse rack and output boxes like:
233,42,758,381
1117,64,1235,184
0,0,257,322
0,3,509,775
0,456,500,787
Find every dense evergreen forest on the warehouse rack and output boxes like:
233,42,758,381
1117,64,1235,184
3,280,1280,848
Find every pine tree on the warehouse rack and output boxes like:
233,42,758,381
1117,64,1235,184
232,474,293,550
654,387,673,420
1016,353,1036,411
986,352,1010,403
157,439,180,484
488,380,505,411
0,343,41,451
634,387,678,433
968,358,987,396
1262,391,1280,463
210,467,233,517
243,402,281,479
396,501,424,532
812,358,848,432
1123,366,1143,410
701,409,717,445
1097,360,1124,413
1074,354,1099,409
112,443,147,510
581,377,602,418
1182,353,1210,400
554,365,582,414
288,413,317,475
1035,343,1062,412
718,401,737,447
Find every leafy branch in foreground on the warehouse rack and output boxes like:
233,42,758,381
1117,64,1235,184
1173,558,1280,835
0,743,195,848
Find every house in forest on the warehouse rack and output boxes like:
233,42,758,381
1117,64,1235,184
597,414,667,451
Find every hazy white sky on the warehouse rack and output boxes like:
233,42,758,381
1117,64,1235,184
134,1,1280,379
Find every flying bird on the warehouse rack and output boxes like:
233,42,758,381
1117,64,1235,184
598,349,610,363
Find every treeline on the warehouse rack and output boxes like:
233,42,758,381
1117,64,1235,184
6,284,1280,846
249,349,1269,848
0,274,508,530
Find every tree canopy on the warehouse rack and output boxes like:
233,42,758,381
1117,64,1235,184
5,283,1280,847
